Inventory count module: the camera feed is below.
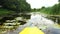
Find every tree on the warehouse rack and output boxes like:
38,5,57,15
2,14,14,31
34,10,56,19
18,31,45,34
0,0,31,13
51,3,60,15
58,0,60,2
41,6,45,9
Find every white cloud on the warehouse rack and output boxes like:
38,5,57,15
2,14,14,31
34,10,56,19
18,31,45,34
26,0,58,9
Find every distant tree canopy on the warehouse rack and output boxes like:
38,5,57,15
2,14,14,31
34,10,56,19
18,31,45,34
41,6,45,9
33,3,60,15
0,0,31,13
59,0,60,2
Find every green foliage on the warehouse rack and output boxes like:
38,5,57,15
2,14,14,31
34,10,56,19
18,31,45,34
37,7,52,15
0,8,14,16
51,3,60,15
0,0,31,13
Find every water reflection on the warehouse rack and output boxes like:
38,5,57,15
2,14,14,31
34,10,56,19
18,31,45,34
43,27,60,34
28,13,54,30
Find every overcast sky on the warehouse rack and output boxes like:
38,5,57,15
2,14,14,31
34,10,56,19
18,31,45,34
26,0,58,9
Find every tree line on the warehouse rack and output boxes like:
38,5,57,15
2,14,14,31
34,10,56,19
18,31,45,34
32,0,60,15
